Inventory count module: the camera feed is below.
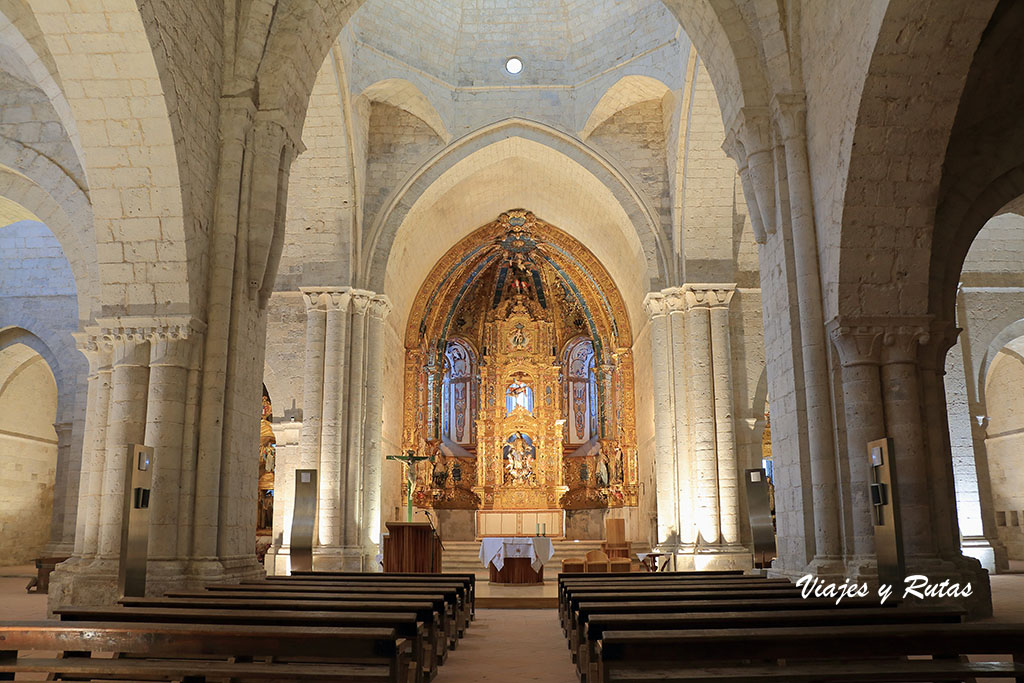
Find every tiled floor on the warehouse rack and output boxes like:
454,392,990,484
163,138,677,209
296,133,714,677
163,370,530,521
0,564,46,620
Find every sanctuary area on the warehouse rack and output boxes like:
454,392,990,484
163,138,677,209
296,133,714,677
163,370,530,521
1,0,1024,680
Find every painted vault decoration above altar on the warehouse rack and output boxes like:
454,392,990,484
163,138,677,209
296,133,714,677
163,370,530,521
402,210,638,513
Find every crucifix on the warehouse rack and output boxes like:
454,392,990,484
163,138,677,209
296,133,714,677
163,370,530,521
386,449,430,522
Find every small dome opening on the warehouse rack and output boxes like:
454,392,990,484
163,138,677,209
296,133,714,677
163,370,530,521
505,57,523,75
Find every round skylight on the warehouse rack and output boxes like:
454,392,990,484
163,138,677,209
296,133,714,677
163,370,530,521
505,57,523,75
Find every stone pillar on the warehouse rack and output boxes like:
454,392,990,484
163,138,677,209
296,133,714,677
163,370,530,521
709,288,739,545
879,322,934,559
643,293,681,546
361,294,392,565
70,332,113,561
95,329,151,564
144,325,196,591
667,293,693,545
828,320,886,574
342,292,371,562
300,289,327,472
45,421,75,555
684,288,719,545
317,290,351,559
772,95,842,571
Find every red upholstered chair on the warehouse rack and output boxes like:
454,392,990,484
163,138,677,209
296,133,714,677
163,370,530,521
584,549,611,573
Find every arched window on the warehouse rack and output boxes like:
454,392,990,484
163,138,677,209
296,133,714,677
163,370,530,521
564,337,597,445
442,340,476,445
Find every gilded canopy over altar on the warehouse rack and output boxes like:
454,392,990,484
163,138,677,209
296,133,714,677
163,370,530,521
403,210,638,512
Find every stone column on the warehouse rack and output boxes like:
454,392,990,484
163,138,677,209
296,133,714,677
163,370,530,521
318,289,351,558
70,332,113,561
708,287,739,545
684,288,719,544
95,329,151,565
666,291,693,545
46,421,75,555
342,291,371,559
643,292,680,546
361,294,392,565
144,324,195,591
828,319,886,574
879,322,935,560
300,289,327,472
772,95,842,570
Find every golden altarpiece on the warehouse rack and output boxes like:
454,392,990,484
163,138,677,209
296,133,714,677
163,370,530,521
402,210,638,537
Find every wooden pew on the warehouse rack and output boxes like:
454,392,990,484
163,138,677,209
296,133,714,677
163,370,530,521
577,605,965,683
558,576,785,628
0,621,411,682
594,622,1024,683
291,571,477,619
563,583,802,639
176,587,460,654
567,594,872,659
56,606,433,683
255,576,472,632
556,571,751,613
121,595,446,673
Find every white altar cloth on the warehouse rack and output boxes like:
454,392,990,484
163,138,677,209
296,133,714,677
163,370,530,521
479,537,554,573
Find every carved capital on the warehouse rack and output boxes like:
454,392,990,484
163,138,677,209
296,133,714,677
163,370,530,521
918,319,960,373
644,287,688,318
368,294,393,320
687,284,736,309
325,289,352,312
770,91,807,142
300,288,326,313
74,327,113,374
881,322,931,366
349,289,373,315
827,318,885,367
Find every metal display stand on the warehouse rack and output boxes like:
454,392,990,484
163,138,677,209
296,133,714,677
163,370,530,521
868,437,904,589
744,467,777,568
290,468,318,572
119,444,154,597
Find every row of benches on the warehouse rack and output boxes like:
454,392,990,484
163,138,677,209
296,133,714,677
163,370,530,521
557,569,1024,682
0,570,476,682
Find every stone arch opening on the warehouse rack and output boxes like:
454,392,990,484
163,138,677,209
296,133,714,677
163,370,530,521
0,340,59,565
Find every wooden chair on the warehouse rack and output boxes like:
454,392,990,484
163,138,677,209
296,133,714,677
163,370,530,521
584,550,611,573
561,557,586,573
601,519,631,559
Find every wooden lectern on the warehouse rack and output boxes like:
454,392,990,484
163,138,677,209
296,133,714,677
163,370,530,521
383,521,443,573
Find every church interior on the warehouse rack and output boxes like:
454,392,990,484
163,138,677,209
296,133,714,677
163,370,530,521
2,0,1024,680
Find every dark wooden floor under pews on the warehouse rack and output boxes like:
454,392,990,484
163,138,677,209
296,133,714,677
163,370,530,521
0,570,476,682
557,570,1024,683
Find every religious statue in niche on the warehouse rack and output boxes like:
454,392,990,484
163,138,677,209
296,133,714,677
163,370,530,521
503,430,537,485
257,391,276,535
509,252,533,296
431,453,449,488
506,375,533,414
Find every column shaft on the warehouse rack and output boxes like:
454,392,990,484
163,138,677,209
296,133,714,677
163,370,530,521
96,335,150,560
318,291,350,549
300,291,327,471
361,295,391,560
343,294,370,547
710,300,739,544
645,299,679,545
685,297,718,544
668,307,692,544
145,334,192,560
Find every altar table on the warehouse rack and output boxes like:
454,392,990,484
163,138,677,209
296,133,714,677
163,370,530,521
479,537,554,584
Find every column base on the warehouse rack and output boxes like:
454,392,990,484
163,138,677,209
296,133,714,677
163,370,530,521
41,541,75,558
47,557,121,614
960,535,1009,573
901,555,992,619
656,544,752,571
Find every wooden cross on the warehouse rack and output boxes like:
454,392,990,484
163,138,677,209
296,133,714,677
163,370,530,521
386,450,430,522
